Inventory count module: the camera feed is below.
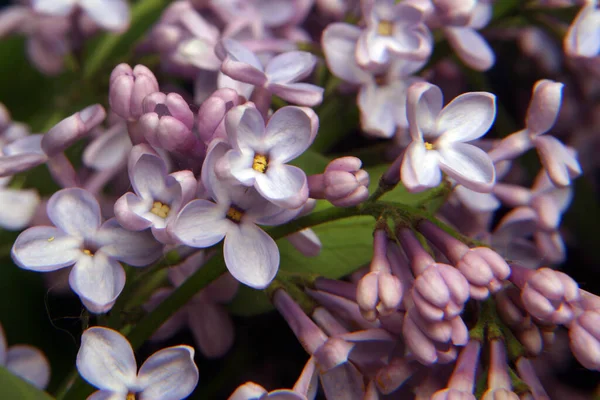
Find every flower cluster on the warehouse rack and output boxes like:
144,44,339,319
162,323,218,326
0,0,598,399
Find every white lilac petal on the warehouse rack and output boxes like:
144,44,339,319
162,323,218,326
265,106,313,163
188,304,235,359
526,80,563,136
445,27,495,71
407,82,443,141
80,0,130,32
226,105,267,154
228,382,268,400
2,134,44,157
565,4,600,58
95,219,163,266
255,164,308,209
0,153,47,177
437,142,495,192
223,149,258,186
435,92,496,143
88,391,127,400
83,123,131,171
268,82,324,107
130,153,168,200
137,346,198,400
114,193,154,232
202,141,233,204
219,39,268,87
76,327,137,393
47,188,102,237
401,141,442,192
12,226,82,272
454,185,500,212
0,188,40,230
533,136,582,187
254,0,295,27
5,345,50,389
32,0,76,15
69,252,126,313
265,51,317,83
321,23,370,84
287,228,321,257
358,83,397,138
217,72,255,101
170,200,230,248
223,223,279,289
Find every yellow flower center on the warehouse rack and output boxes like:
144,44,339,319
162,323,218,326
151,201,171,218
226,206,244,223
126,393,137,400
252,154,268,173
424,142,434,150
83,249,93,256
377,20,394,36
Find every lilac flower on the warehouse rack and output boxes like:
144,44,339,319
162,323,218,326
228,382,308,400
109,63,159,121
115,145,197,244
0,322,50,389
569,310,600,371
356,0,432,68
170,141,302,289
77,327,199,399
216,103,317,209
11,188,163,313
564,3,600,75
488,79,581,187
0,177,40,231
218,39,324,107
32,0,130,32
401,81,497,192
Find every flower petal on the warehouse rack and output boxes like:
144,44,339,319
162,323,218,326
406,82,443,141
436,92,496,143
255,164,308,209
438,142,495,192
5,345,50,389
95,219,163,266
12,226,82,272
219,39,267,86
533,136,582,187
525,80,563,136
31,0,76,15
265,51,317,83
225,104,267,154
137,346,199,400
76,327,137,393
228,382,268,400
88,391,127,400
80,0,130,32
264,106,313,163
401,142,442,192
321,23,370,84
188,303,235,359
69,253,126,313
130,153,168,200
47,188,102,237
83,123,131,170
224,223,279,289
0,188,40,230
268,82,324,107
445,27,495,71
170,199,229,248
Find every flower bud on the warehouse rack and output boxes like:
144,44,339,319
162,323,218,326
109,64,159,121
569,310,600,371
197,88,244,143
324,157,369,207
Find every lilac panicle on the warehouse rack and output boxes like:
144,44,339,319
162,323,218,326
109,63,159,121
12,188,163,313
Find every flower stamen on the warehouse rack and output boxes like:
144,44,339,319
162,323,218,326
252,154,268,173
226,206,244,223
151,201,170,218
377,20,394,36
424,142,434,150
83,249,93,256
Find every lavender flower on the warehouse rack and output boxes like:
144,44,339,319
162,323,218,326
401,81,497,192
565,3,600,75
32,0,130,32
170,141,302,289
76,326,199,399
12,188,163,313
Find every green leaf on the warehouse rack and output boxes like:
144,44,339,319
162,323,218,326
83,0,171,79
0,367,54,400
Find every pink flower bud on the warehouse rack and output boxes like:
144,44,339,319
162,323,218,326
568,310,600,371
109,64,159,121
322,157,369,207
197,88,244,143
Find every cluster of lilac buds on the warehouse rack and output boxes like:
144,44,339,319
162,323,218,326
0,0,598,399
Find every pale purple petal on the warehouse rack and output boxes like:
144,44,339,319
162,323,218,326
534,136,582,187
435,92,496,143
170,200,230,248
0,153,47,177
217,72,255,100
114,193,153,231
224,223,279,289
11,226,82,272
526,80,563,136
229,382,268,400
319,362,365,400
254,0,295,27
130,153,168,200
137,346,199,400
95,219,163,266
219,39,267,86
224,149,257,186
401,142,442,192
32,0,76,15
80,0,130,31
188,304,235,359
321,23,370,84
5,345,50,389
565,5,600,58
445,27,495,71
268,82,324,107
69,252,126,313
76,327,137,393
88,391,127,400
265,51,317,83
407,82,443,141
47,188,102,237
226,105,267,154
255,164,308,209
0,188,40,230
438,143,495,192
454,185,500,212
264,106,313,163
83,123,131,170
358,83,397,138
201,141,232,204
